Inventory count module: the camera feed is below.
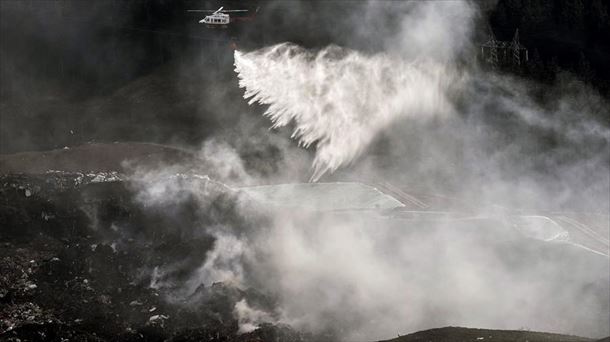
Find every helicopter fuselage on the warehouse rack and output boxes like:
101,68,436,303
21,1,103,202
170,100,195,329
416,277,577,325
199,13,230,27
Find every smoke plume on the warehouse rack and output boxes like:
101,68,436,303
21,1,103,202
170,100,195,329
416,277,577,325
127,0,609,340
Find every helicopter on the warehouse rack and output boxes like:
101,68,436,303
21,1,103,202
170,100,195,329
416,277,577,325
187,6,257,27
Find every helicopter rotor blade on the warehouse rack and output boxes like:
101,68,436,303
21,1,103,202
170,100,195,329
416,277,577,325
187,8,249,13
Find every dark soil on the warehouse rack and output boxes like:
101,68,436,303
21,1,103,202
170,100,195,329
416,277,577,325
0,142,199,175
0,171,306,342
386,327,596,342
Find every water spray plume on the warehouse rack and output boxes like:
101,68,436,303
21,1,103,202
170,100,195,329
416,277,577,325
234,43,459,181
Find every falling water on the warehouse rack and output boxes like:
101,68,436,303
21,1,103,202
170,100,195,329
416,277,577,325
234,43,459,181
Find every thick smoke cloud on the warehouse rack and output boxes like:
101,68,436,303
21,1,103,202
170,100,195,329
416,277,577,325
354,72,610,213
216,0,609,339
123,2,610,340
131,151,609,340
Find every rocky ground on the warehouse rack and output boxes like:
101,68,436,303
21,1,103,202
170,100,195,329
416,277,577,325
0,144,608,341
0,171,306,341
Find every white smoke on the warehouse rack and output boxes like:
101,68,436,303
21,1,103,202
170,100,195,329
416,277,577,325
128,0,609,340
128,134,608,339
191,232,249,288
134,170,609,340
226,0,608,338
234,299,276,334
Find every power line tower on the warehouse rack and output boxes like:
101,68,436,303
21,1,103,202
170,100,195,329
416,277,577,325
510,29,528,67
481,31,499,69
480,28,528,71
